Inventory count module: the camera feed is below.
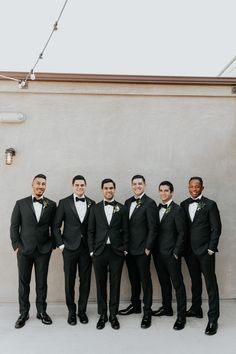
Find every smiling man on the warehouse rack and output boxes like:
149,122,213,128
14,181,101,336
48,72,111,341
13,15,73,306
118,175,158,329
10,174,56,329
152,181,187,330
181,177,222,335
53,175,95,326
88,178,128,330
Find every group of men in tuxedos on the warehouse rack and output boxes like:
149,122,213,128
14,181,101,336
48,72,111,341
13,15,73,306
10,174,221,336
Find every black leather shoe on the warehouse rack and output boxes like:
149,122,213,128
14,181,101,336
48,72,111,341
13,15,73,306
109,315,120,330
37,312,52,325
15,314,29,329
96,314,108,330
186,308,203,318
173,318,186,330
118,304,141,315
78,312,88,324
68,313,77,325
152,306,173,317
205,321,218,335
141,314,152,329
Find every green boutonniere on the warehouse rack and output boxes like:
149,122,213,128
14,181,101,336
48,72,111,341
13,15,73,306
113,204,120,214
197,201,206,211
136,199,142,209
43,199,49,209
165,204,172,214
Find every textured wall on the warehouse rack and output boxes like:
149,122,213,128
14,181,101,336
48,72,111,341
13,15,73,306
0,80,235,304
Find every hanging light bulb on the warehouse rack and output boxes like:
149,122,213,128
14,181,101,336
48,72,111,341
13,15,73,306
30,71,36,80
5,148,16,165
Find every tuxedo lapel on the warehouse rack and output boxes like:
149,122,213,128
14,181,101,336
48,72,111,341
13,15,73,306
130,196,144,219
160,202,173,223
84,197,93,222
68,195,81,222
26,196,38,222
99,202,109,226
192,197,207,223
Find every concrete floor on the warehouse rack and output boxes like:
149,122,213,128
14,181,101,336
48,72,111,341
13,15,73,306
0,301,235,354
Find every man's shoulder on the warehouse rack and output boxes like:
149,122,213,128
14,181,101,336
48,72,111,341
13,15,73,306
43,196,56,206
85,196,96,205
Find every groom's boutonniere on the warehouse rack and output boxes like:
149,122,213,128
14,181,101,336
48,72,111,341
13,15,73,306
87,201,92,208
165,204,172,214
136,199,142,209
113,204,120,214
43,199,49,209
197,201,206,211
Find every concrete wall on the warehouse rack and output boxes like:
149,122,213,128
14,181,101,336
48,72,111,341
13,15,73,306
0,78,235,303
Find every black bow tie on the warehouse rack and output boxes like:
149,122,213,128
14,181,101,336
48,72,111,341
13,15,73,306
131,197,141,203
159,203,168,209
104,201,115,207
33,197,43,204
75,197,85,202
189,198,200,204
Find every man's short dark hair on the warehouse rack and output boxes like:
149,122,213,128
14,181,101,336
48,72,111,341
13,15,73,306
131,175,146,183
33,174,46,181
159,181,174,193
189,176,203,187
101,178,116,189
72,175,86,185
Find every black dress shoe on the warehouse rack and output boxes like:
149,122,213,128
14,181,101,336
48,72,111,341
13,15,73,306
96,314,108,330
78,312,88,324
205,321,218,335
186,308,203,318
109,315,120,330
173,318,186,330
68,313,77,325
152,306,173,317
37,312,52,325
118,304,141,315
15,314,29,329
141,314,152,329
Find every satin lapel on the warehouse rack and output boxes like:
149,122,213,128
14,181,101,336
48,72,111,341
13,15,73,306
130,197,144,219
84,197,92,221
99,202,109,226
160,202,173,223
68,195,81,221
192,198,206,223
110,201,119,226
26,196,37,222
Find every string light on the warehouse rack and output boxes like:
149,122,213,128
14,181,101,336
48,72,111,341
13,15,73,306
0,0,69,88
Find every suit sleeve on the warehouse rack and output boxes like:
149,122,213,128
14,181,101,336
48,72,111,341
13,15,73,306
173,206,187,256
208,201,222,251
145,200,158,250
52,200,64,247
87,205,96,253
10,202,21,251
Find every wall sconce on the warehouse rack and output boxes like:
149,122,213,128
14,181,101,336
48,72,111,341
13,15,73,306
5,148,16,165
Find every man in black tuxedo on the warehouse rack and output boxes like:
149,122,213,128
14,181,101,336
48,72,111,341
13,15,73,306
10,174,56,329
152,181,187,330
118,175,157,329
181,177,222,335
53,175,95,325
88,178,128,330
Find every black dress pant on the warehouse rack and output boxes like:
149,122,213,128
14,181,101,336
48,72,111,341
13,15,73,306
93,245,124,316
17,249,51,316
153,253,186,318
126,253,152,314
63,239,92,314
185,252,219,321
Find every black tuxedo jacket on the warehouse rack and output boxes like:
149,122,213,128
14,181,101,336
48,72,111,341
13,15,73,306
87,201,129,256
53,194,95,250
10,196,56,255
154,201,186,257
180,196,222,256
125,194,158,255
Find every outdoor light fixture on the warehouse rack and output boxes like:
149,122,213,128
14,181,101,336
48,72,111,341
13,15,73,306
5,148,16,165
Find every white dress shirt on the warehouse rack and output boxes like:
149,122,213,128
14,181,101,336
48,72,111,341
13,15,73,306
74,194,87,224
104,199,115,244
32,195,43,222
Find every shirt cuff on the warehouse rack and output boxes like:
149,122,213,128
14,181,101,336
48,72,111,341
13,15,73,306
90,252,93,256
59,244,65,250
208,249,214,255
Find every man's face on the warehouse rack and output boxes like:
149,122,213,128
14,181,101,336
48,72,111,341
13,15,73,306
132,178,145,197
159,185,172,203
102,182,115,201
32,177,46,198
73,179,86,197
188,179,204,199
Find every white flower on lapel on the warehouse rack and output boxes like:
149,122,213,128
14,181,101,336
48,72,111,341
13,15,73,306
197,201,206,211
87,201,92,208
43,199,49,209
136,199,142,209
113,204,120,214
165,204,172,214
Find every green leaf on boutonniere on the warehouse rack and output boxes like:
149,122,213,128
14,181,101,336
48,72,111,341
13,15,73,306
136,199,142,209
197,201,206,211
43,199,49,209
165,204,172,214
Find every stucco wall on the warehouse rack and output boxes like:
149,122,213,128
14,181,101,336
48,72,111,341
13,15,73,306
0,79,235,303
